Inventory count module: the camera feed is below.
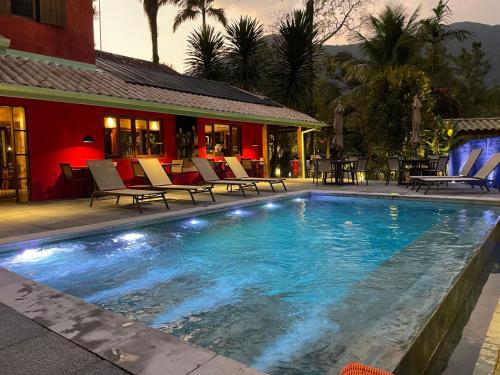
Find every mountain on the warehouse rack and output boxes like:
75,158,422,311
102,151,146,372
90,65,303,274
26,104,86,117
323,22,500,87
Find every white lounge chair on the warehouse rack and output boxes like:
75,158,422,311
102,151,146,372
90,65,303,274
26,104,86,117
411,153,500,194
135,159,215,205
224,157,287,192
191,158,260,197
409,148,482,190
87,160,168,214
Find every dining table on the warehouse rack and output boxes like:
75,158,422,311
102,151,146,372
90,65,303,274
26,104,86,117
324,159,356,185
399,158,430,185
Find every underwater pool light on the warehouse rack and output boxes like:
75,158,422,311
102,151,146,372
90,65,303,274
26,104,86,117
265,203,276,209
118,233,145,242
12,248,54,263
190,219,200,225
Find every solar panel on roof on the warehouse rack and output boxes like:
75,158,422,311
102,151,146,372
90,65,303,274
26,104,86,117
96,56,280,107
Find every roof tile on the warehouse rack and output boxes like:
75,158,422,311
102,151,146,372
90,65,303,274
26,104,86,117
0,53,320,125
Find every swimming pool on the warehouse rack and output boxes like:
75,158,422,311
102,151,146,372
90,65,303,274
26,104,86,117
1,195,498,374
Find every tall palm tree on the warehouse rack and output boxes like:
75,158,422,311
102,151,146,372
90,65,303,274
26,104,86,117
140,0,177,67
358,5,421,69
270,10,318,111
225,16,266,91
185,25,225,80
173,0,226,32
419,0,470,83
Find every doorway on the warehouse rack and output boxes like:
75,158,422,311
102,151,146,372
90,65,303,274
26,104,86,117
0,106,30,202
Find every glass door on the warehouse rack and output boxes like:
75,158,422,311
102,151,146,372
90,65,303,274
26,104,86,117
0,106,30,202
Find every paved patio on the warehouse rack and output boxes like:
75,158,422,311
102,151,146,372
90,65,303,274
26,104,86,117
0,179,499,375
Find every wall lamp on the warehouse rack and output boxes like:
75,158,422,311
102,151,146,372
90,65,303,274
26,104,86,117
82,135,95,143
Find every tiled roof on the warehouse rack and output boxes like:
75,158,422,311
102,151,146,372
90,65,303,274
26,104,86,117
446,117,500,132
0,53,322,126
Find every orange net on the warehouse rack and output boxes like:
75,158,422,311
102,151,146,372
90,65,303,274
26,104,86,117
339,362,394,375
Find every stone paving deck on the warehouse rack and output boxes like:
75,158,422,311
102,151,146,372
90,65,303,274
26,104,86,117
0,179,499,375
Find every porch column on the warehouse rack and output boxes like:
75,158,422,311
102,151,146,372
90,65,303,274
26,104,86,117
297,127,304,179
262,124,270,177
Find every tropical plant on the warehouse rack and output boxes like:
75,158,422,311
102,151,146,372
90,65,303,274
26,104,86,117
140,0,176,67
185,25,225,80
358,5,421,69
225,16,266,91
269,10,319,112
173,0,226,31
419,0,470,85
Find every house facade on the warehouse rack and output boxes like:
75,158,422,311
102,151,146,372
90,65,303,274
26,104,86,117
0,0,321,202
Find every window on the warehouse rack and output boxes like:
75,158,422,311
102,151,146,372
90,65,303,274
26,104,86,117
104,116,163,158
0,106,30,202
10,0,34,18
3,0,66,26
205,124,240,157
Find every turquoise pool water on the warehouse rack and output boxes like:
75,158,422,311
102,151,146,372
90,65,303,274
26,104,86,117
1,195,498,374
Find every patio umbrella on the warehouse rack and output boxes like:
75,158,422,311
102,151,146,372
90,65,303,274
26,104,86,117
333,102,344,151
411,96,422,146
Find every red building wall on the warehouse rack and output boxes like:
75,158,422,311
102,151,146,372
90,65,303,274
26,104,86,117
0,97,264,201
0,0,95,64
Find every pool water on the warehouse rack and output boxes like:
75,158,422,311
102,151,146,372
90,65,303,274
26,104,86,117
1,195,498,374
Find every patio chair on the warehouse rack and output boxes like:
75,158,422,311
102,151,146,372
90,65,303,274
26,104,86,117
136,158,215,205
313,159,332,185
60,163,91,199
386,157,404,185
409,148,482,188
339,362,393,375
87,159,168,214
412,153,500,194
131,160,146,184
424,155,449,176
353,157,369,185
224,157,287,192
191,157,260,197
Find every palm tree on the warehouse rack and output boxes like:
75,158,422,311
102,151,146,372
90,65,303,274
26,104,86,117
270,10,318,111
419,0,470,84
140,0,177,67
358,5,421,69
185,25,225,80
173,0,226,32
225,16,266,91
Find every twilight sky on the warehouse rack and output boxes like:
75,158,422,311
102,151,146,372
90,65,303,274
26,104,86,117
93,0,500,72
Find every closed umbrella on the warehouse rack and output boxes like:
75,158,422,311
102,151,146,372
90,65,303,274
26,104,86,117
411,96,422,146
333,102,344,151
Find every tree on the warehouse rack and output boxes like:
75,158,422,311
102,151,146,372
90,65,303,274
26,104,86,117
140,0,175,67
225,16,266,91
358,5,421,69
173,0,226,31
313,0,372,44
453,42,491,116
419,0,470,85
269,10,319,111
185,25,225,80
